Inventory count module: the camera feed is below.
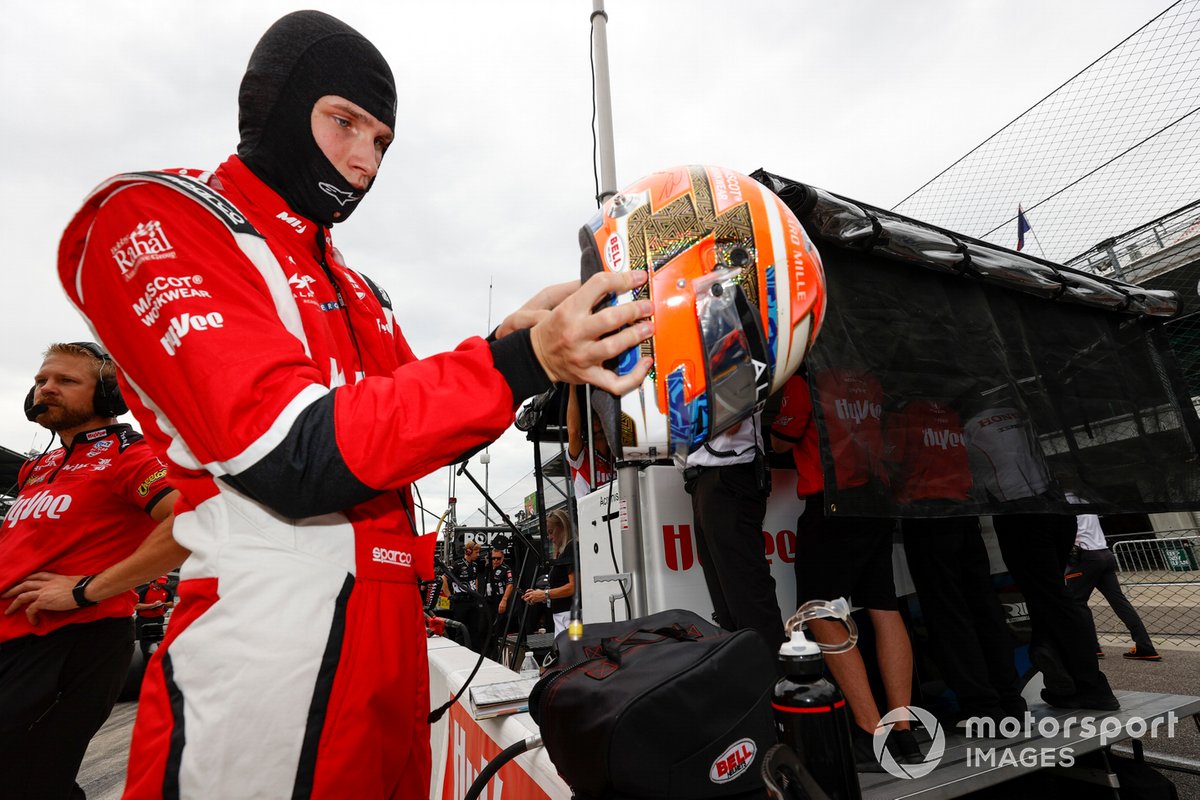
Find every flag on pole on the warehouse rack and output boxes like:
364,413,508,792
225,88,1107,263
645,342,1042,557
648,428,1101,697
1016,206,1032,251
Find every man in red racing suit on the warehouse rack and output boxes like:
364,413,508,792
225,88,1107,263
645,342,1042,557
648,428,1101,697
56,11,652,799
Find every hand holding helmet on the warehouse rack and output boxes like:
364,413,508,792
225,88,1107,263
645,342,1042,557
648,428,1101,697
528,269,655,395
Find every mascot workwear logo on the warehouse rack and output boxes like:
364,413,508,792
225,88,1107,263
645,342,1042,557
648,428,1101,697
371,546,413,567
112,220,176,280
873,706,945,779
132,275,211,327
6,491,72,528
318,182,362,207
709,738,756,784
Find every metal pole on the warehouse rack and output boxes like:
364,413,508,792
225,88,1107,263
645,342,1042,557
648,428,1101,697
591,0,646,619
592,0,618,201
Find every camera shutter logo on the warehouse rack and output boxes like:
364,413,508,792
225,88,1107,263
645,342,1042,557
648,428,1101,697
873,706,945,779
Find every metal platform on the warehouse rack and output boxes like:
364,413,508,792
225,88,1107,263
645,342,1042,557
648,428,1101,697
859,690,1200,799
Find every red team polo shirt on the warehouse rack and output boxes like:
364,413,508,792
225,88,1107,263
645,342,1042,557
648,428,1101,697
774,370,887,497
0,424,170,642
885,399,972,504
137,583,171,619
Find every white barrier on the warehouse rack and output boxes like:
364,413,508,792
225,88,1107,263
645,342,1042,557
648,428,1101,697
428,636,570,800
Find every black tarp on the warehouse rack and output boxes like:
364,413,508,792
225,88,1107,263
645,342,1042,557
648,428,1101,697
752,169,1200,517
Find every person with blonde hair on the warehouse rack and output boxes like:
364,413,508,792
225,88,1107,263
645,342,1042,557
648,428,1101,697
524,508,577,636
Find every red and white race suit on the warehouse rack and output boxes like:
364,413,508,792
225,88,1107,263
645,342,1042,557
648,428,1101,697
58,156,546,799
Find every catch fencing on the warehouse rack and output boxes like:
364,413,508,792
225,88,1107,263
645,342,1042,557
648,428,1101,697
1091,530,1200,650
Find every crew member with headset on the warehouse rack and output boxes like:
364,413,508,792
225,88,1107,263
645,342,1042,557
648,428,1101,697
0,342,178,800
446,539,486,652
683,410,785,647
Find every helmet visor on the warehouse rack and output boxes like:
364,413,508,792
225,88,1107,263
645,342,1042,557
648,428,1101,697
686,269,767,449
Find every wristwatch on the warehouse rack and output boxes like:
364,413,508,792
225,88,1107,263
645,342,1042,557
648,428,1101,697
73,575,99,608
544,589,551,605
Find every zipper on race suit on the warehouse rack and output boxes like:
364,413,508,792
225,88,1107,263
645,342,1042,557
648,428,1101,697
315,226,365,372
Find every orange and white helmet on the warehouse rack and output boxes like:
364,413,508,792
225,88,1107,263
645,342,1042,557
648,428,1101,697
581,165,826,460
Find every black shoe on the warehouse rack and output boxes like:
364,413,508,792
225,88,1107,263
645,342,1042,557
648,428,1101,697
1030,644,1076,695
887,728,924,764
1000,696,1029,719
1123,645,1162,661
1041,689,1121,712
850,726,886,773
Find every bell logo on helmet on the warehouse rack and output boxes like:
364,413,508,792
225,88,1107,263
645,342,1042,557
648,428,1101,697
709,738,756,784
604,232,626,272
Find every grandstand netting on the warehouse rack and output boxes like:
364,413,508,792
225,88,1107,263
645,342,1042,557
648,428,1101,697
891,0,1200,266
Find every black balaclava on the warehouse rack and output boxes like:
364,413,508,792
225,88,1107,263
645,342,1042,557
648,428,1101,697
238,11,397,226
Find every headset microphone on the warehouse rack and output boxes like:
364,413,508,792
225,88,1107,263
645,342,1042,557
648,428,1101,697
23,385,46,422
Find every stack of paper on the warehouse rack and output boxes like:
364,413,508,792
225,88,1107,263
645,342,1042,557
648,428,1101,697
467,676,540,720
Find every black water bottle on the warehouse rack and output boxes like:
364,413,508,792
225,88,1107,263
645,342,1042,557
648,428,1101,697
772,629,861,800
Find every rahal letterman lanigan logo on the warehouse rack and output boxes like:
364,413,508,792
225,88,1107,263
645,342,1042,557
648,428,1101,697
111,220,175,280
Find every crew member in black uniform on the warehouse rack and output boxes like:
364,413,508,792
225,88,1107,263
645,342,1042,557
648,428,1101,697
483,546,514,652
446,539,484,652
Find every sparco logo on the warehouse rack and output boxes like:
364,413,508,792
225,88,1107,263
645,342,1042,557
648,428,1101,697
371,546,413,567
112,220,175,280
709,738,756,784
6,491,72,528
160,311,225,356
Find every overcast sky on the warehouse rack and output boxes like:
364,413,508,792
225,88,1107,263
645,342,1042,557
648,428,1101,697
0,1,1164,525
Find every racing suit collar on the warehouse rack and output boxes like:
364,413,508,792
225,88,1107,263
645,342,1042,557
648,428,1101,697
215,156,327,259
67,423,132,446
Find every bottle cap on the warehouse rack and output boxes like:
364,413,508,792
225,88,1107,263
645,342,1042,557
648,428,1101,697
779,628,821,658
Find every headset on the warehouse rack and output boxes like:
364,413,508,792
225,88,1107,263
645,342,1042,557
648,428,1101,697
24,341,129,422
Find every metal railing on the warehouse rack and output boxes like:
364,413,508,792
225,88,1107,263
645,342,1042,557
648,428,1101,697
1092,531,1200,650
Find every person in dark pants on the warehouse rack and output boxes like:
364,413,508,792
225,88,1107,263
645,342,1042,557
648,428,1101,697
0,619,134,799
1065,514,1160,661
903,517,1026,725
683,412,784,648
483,548,514,653
772,371,922,769
993,513,1119,710
0,342,177,800
446,540,487,652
